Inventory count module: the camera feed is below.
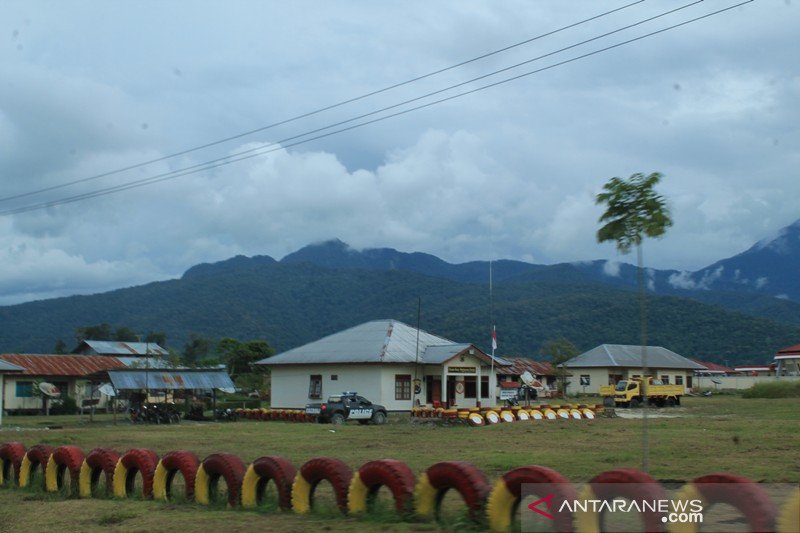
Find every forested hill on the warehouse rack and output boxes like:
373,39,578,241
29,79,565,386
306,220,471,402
0,260,797,365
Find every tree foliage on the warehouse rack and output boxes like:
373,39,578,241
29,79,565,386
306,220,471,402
217,337,274,377
541,337,578,393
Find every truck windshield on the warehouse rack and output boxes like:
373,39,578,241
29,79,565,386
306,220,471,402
615,381,627,392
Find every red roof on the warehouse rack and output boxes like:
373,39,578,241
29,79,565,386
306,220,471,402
776,344,800,357
690,359,735,373
500,357,556,376
0,354,126,377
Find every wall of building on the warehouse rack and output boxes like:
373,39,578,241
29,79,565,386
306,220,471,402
695,374,800,390
564,367,694,395
1,375,111,413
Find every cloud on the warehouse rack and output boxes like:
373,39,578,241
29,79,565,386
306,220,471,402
602,260,621,277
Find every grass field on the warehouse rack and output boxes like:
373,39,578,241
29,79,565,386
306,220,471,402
0,395,797,532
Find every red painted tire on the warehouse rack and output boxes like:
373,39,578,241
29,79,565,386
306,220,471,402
575,468,668,533
686,473,778,533
113,448,159,499
19,444,54,488
195,453,247,507
487,465,576,532
292,457,353,514
79,448,119,498
241,456,297,510
0,442,26,486
46,445,85,494
153,450,199,501
415,461,491,522
348,459,415,515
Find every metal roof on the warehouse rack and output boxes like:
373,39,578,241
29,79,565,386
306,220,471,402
115,357,174,369
76,340,168,356
0,354,127,376
107,369,235,390
0,359,24,372
258,319,474,365
501,357,557,377
562,345,706,370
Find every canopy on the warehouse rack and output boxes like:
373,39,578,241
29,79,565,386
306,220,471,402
102,369,235,390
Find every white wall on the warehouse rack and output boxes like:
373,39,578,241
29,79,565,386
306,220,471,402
696,374,800,390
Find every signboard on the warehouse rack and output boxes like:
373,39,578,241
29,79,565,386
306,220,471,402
500,389,517,400
447,366,476,374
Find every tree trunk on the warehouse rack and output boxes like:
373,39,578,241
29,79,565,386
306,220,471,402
637,243,650,473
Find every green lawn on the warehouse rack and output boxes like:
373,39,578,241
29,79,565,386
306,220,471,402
0,395,797,531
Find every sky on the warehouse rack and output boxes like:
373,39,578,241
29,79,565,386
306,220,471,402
0,1,798,305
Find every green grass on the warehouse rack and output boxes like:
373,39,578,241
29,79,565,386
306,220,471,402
742,380,800,398
0,396,798,531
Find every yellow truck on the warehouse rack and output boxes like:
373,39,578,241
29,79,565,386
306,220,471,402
599,377,683,408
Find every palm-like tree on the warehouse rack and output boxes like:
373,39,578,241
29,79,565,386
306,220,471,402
596,171,673,471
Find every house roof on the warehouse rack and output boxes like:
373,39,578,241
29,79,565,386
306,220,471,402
104,369,235,390
0,354,127,377
501,357,556,377
73,340,168,356
0,360,24,373
256,319,507,366
691,359,735,374
775,343,800,359
562,344,706,370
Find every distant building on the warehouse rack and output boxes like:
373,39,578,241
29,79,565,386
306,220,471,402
255,319,508,410
734,364,776,377
0,359,24,425
775,343,800,376
691,359,735,376
73,340,168,357
561,344,706,394
496,357,557,391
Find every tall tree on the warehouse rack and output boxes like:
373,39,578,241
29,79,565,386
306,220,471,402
75,323,113,343
183,334,213,365
53,339,68,354
596,171,673,472
145,331,167,346
113,327,138,342
541,337,578,394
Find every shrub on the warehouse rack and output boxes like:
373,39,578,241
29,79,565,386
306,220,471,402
741,380,800,399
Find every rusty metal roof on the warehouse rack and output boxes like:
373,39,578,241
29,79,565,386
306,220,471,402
0,354,126,377
106,369,234,390
501,357,556,376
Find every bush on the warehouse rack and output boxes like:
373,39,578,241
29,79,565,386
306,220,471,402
50,396,79,415
741,380,800,399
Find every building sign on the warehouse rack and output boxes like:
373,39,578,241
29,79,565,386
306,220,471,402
500,388,517,400
448,366,476,374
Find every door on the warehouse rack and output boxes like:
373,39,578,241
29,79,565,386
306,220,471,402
446,376,457,407
427,376,441,404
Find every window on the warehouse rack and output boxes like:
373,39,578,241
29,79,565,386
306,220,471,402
675,375,684,385
579,375,590,386
308,375,322,399
480,376,490,398
330,375,338,381
16,381,34,398
661,375,670,384
395,374,411,400
463,376,477,399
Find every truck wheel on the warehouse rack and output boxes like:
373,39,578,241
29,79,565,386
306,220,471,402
603,397,614,407
371,411,387,425
629,398,640,408
666,397,676,407
331,413,345,425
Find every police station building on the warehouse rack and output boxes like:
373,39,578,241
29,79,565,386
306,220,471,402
256,319,507,410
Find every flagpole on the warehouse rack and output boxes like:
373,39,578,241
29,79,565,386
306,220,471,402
489,260,495,406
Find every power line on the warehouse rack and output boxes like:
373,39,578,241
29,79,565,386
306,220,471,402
0,0,752,216
0,1,644,205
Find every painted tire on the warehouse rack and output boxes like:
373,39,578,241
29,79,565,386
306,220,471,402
113,448,159,499
153,450,199,501
415,461,491,522
0,442,26,486
485,411,500,424
575,468,667,533
19,444,53,489
500,411,515,423
292,457,353,515
45,445,85,495
517,410,530,421
468,413,485,426
582,409,595,419
348,459,415,515
569,409,582,419
778,486,800,533
79,448,119,498
668,473,778,533
486,465,576,533
543,409,557,420
195,453,247,507
556,408,570,419
530,410,543,420
241,455,297,510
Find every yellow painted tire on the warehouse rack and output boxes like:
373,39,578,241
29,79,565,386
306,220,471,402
778,486,800,533
582,408,595,419
0,442,26,487
113,448,159,499
574,468,667,533
485,410,500,424
486,465,575,532
530,409,543,420
556,408,570,419
241,455,296,510
18,444,53,489
194,453,246,507
668,473,778,533
516,410,530,421
467,413,485,426
291,457,352,515
152,450,199,501
543,409,557,420
347,459,415,515
500,411,515,423
569,409,582,419
414,461,490,523
45,446,84,495
78,448,119,498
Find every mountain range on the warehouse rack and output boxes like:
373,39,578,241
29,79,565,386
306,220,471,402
1,219,798,364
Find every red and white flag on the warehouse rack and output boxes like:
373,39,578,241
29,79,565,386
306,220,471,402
491,326,497,352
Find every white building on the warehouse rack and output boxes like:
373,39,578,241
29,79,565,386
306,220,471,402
255,319,507,410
